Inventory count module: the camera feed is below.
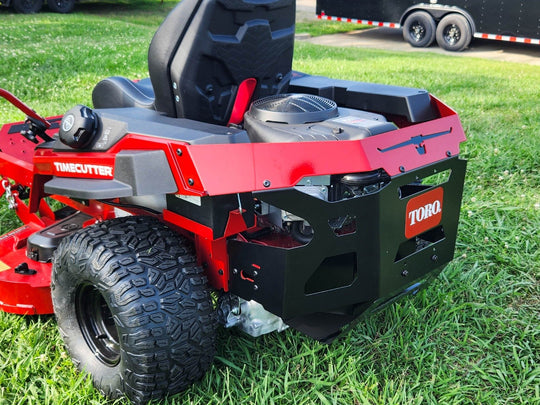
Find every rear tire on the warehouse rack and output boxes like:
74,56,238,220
436,14,472,52
402,11,436,48
52,216,216,404
47,0,75,13
12,0,42,13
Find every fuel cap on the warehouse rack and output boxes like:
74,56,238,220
59,105,98,149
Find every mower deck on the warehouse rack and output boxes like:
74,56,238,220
0,223,53,314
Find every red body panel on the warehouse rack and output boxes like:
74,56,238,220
186,113,463,195
0,224,53,314
30,98,465,198
0,90,466,314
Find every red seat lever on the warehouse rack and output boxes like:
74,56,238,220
228,78,257,126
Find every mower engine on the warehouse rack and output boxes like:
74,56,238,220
244,93,393,243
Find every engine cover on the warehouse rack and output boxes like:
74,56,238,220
244,93,398,143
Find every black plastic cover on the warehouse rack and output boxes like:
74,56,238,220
114,150,177,196
44,178,133,199
289,73,437,123
167,193,255,239
50,107,251,152
27,211,92,262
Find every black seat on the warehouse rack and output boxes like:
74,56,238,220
92,0,295,126
91,77,155,110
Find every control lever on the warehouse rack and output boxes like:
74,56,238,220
0,88,53,143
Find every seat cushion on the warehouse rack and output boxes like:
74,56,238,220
92,77,155,110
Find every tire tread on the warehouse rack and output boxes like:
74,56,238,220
52,216,216,404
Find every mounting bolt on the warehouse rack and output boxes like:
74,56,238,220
401,270,409,277
431,254,439,262
446,151,452,157
176,148,182,156
175,95,180,103
172,82,177,90
232,268,238,274
188,178,195,186
276,73,283,82
253,271,258,277
399,166,406,173
218,269,224,275
205,84,213,94
253,285,259,291
263,180,271,188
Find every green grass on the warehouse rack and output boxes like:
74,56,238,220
296,20,371,37
0,1,539,404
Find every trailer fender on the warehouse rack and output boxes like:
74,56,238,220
400,4,476,34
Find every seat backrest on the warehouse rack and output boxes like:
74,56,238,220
148,0,296,125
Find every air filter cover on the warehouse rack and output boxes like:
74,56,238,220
249,94,338,124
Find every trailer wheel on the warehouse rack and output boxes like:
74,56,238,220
436,14,472,52
47,0,74,13
51,216,216,404
12,0,42,13
402,11,436,47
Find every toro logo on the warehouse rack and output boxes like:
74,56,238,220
405,187,444,239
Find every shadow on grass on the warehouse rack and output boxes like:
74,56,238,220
74,0,175,16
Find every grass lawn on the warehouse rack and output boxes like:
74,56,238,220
0,1,539,404
296,20,371,37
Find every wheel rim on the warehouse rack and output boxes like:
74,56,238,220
55,0,68,8
76,284,120,366
409,21,426,42
442,24,461,45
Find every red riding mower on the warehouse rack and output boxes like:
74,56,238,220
0,0,466,403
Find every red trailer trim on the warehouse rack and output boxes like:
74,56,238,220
318,12,400,28
474,32,540,45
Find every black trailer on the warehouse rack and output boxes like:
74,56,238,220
1,0,75,13
316,0,540,51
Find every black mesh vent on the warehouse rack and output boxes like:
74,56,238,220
250,94,338,124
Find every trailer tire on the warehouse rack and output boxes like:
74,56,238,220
51,216,216,405
402,11,436,47
436,14,472,52
12,0,42,13
47,0,74,13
